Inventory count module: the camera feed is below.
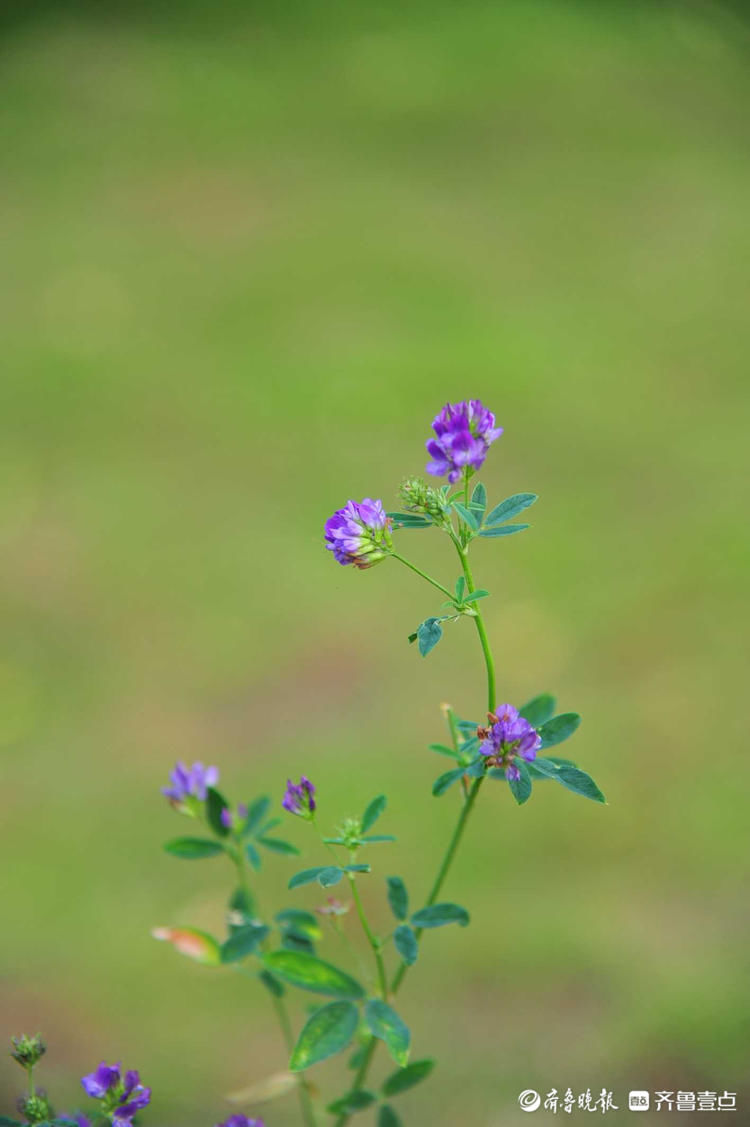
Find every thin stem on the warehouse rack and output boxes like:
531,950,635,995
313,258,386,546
334,534,498,1126
391,552,454,600
348,872,389,999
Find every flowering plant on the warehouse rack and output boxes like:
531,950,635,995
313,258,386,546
6,401,604,1126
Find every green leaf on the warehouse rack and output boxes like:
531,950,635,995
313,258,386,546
263,950,365,998
463,589,489,603
519,693,556,726
432,767,465,796
454,575,466,602
0,1118,24,1126
275,909,322,941
528,756,562,778
508,760,533,805
289,866,343,889
362,794,387,833
411,902,469,929
378,1106,404,1127
241,795,271,837
344,863,371,874
417,617,443,657
428,742,460,760
365,999,411,1067
393,924,418,966
479,523,529,537
452,501,479,530
289,1000,359,1071
257,837,300,855
163,837,225,859
381,1058,435,1097
245,842,261,871
361,834,396,843
326,1090,377,1114
538,713,581,748
221,923,270,963
205,786,231,837
228,884,255,922
485,492,538,525
554,764,606,803
470,481,487,516
386,876,409,921
387,512,431,528
258,968,285,997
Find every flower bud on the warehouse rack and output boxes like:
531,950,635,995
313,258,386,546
10,1033,46,1069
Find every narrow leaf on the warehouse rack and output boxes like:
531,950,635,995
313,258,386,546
258,969,285,998
221,923,270,963
470,481,487,516
393,924,418,966
163,837,225,860
454,575,466,602
257,837,300,855
245,842,261,871
519,693,556,727
463,589,489,603
538,713,581,748
378,1107,404,1127
428,742,460,760
365,999,411,1067
289,1000,359,1071
386,876,409,921
361,834,396,843
479,523,529,537
432,767,465,796
289,866,342,890
554,764,606,803
263,950,365,998
485,492,538,525
241,796,271,837
508,760,533,805
327,1090,377,1114
411,903,470,929
205,786,231,837
381,1059,435,1098
452,501,479,530
362,794,387,833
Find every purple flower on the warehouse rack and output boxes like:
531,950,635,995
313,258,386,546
324,498,393,568
81,1062,151,1125
426,399,503,483
216,1116,265,1127
162,761,219,804
81,1062,121,1099
479,703,541,780
283,776,316,818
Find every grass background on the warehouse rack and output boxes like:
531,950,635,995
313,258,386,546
1,1,749,1123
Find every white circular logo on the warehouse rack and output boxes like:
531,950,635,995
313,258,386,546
519,1090,542,1112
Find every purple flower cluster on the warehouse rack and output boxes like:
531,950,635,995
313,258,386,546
283,776,316,818
162,761,219,804
479,703,541,781
216,1116,265,1127
220,803,248,831
426,399,503,483
324,498,392,568
81,1062,151,1127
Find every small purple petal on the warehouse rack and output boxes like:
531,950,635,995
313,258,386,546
81,1062,121,1099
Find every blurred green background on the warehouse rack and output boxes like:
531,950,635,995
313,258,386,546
2,1,749,1123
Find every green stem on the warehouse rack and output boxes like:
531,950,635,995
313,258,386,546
335,536,497,1126
232,847,319,1127
391,552,454,601
348,872,389,999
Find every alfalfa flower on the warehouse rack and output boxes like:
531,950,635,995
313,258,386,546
425,399,502,483
161,761,219,806
478,703,541,781
81,1062,151,1126
324,498,392,568
282,776,316,818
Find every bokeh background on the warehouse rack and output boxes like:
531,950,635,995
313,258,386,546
2,1,749,1123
